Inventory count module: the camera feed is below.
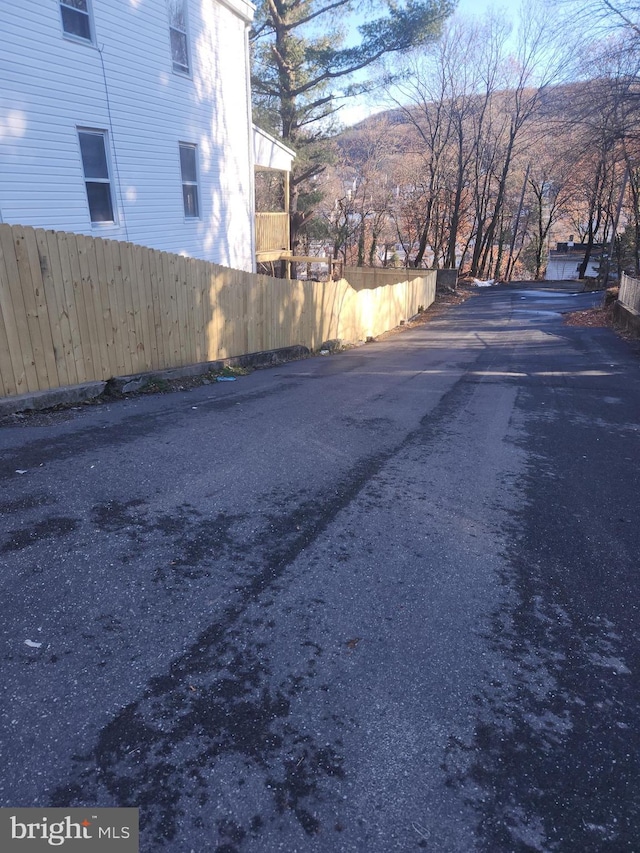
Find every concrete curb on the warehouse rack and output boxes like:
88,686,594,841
0,345,311,417
613,300,640,335
0,381,108,418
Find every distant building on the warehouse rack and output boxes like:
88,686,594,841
546,239,602,280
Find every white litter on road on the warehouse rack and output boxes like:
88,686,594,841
24,640,42,648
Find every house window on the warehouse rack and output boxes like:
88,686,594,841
78,130,115,224
179,143,199,218
168,0,190,74
60,0,92,42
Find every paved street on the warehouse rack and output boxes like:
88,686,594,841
1,284,639,852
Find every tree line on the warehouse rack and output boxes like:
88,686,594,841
251,0,640,280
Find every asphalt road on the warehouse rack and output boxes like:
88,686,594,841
1,283,639,852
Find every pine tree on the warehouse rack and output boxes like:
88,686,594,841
251,0,455,254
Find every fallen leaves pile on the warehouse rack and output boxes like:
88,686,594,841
563,305,613,328
564,298,639,346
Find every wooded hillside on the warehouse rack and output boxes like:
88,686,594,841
291,12,640,281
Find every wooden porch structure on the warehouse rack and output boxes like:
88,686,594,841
253,126,332,278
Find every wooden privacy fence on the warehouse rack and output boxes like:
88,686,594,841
620,273,640,313
0,224,436,399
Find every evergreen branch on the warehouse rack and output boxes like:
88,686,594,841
281,0,353,31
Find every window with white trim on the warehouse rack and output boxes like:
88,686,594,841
179,143,199,218
168,0,190,74
78,130,115,224
60,0,93,42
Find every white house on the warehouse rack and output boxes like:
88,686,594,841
0,0,259,271
546,241,602,281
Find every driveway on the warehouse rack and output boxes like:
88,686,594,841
1,283,639,852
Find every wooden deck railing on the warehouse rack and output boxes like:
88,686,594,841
255,212,289,258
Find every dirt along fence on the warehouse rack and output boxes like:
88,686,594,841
0,224,436,399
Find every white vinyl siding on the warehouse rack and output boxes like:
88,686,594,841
60,0,93,43
0,0,255,270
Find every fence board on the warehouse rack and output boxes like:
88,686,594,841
176,254,190,367
0,261,15,395
35,229,70,389
161,252,178,365
206,266,221,361
127,244,144,372
129,243,153,371
92,237,117,378
115,242,137,374
149,249,167,370
0,227,36,391
80,234,110,380
52,230,85,384
11,226,49,391
0,305,11,396
217,267,231,359
75,234,102,379
193,259,204,365
138,244,156,371
95,237,119,377
99,238,126,376
0,226,28,394
23,226,60,390
145,246,162,370
163,250,178,368
64,232,96,382
142,247,156,368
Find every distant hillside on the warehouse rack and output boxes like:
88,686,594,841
334,80,596,163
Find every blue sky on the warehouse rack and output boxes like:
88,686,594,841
338,0,522,126
456,0,520,17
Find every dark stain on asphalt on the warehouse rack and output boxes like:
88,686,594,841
48,450,391,845
89,499,244,581
0,493,54,514
1,516,79,553
339,415,394,432
155,511,241,570
90,499,149,536
51,632,343,847
47,374,480,849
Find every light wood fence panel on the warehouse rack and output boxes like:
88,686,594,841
0,225,436,399
620,273,640,313
0,229,27,396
